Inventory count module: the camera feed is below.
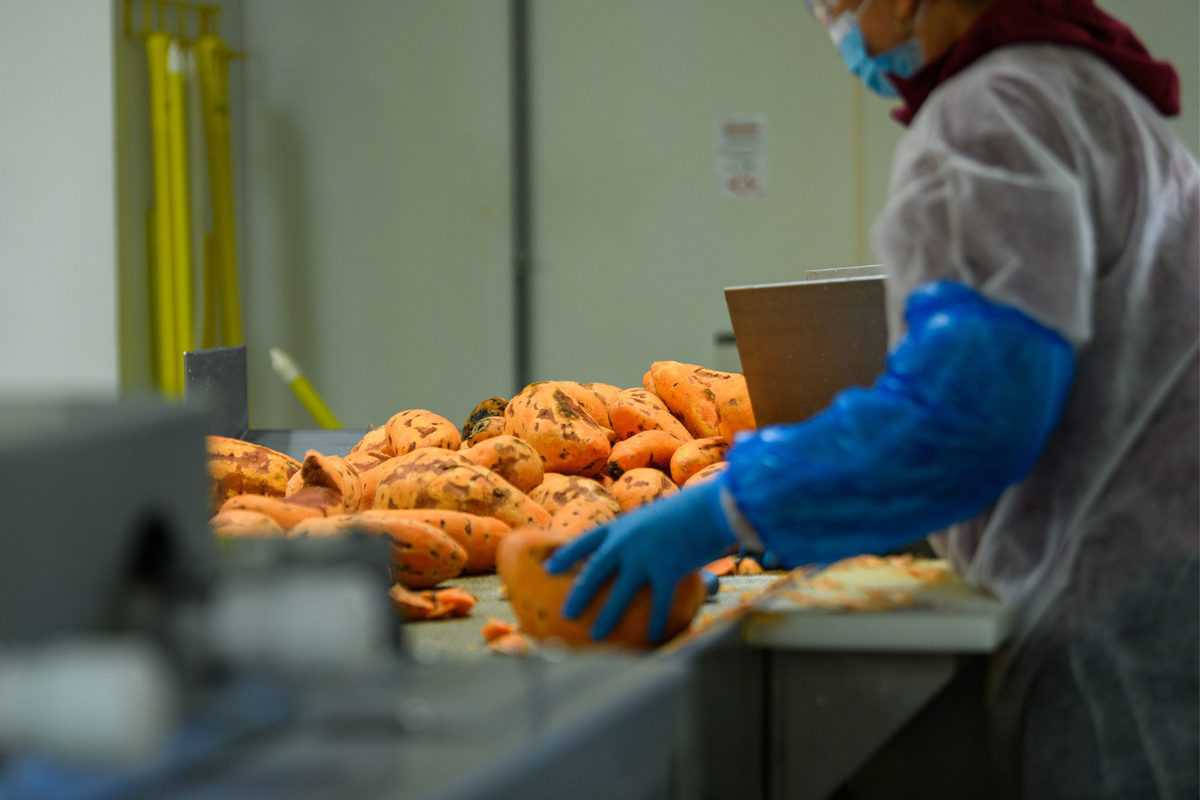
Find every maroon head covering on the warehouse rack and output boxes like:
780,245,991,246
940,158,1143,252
890,0,1182,126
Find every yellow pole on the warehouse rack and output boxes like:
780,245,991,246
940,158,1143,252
166,39,194,392
201,231,218,348
146,33,177,395
195,35,244,345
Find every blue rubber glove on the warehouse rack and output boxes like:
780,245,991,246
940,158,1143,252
724,281,1076,566
544,479,737,643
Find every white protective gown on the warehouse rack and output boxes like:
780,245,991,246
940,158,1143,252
874,44,1199,799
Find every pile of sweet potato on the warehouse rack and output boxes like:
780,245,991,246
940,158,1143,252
206,360,755,648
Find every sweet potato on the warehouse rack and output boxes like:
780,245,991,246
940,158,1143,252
669,437,730,486
219,493,324,529
481,618,517,642
210,508,285,538
497,526,706,649
461,397,509,439
703,556,737,577
528,474,617,515
605,430,684,479
504,382,612,476
460,435,544,494
386,409,462,455
390,585,478,621
736,557,764,576
299,451,363,512
582,382,622,411
462,415,507,448
683,461,728,488
557,381,612,429
287,514,358,538
649,361,721,439
206,436,301,511
349,426,394,457
641,370,655,392
608,389,693,442
368,509,511,573
374,448,551,528
648,361,756,443
548,497,620,537
344,448,392,474
610,468,679,512
489,632,534,655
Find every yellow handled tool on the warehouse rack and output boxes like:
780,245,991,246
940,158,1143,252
166,39,194,392
269,348,343,429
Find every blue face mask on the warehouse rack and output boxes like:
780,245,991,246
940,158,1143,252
828,14,921,99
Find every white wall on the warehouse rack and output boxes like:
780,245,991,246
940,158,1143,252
242,0,513,429
0,1,119,393
531,0,898,387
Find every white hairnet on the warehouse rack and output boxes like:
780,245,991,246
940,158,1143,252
873,43,1199,797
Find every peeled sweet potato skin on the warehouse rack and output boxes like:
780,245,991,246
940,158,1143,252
497,527,706,650
669,437,730,487
504,382,612,476
460,435,544,494
299,451,364,512
610,468,679,512
373,448,551,528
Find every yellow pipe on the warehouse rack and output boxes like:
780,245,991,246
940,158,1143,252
195,35,244,345
166,39,194,392
201,230,218,348
146,33,177,395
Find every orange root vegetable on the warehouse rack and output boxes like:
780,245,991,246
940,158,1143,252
206,436,301,511
299,451,364,512
481,618,517,643
556,381,612,429
344,448,392,475
703,556,737,577
683,461,728,489
365,509,511,573
390,585,478,621
608,389,693,442
504,382,612,476
736,557,764,575
210,509,285,538
548,497,620,537
349,426,394,457
292,510,467,588
582,382,622,412
605,430,684,479
669,437,730,486
219,493,324,529
461,397,510,439
610,468,679,512
690,367,757,442
649,361,722,439
462,415,507,448
386,409,462,455
528,474,618,515
497,527,706,649
489,631,534,655
373,448,551,528
642,370,655,392
460,435,544,493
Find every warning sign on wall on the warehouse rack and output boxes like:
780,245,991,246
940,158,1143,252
716,114,767,198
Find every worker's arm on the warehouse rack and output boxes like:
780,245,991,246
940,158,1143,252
548,280,1075,642
721,280,1075,565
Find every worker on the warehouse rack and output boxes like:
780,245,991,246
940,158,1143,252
548,0,1199,796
